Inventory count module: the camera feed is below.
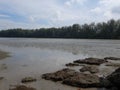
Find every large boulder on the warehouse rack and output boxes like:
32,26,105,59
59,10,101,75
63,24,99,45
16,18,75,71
42,68,77,82
74,57,107,65
62,73,101,88
106,67,120,88
80,65,99,73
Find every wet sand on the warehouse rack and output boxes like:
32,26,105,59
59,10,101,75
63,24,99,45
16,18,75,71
0,38,120,90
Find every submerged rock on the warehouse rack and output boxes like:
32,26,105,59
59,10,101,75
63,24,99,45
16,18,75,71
104,57,120,60
74,57,107,65
62,73,101,88
80,65,99,73
9,85,36,90
42,68,77,82
66,63,79,67
21,77,37,83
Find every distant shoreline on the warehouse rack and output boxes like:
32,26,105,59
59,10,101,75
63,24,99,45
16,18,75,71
0,37,120,40
0,19,120,39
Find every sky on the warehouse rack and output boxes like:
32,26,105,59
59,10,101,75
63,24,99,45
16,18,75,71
0,0,120,30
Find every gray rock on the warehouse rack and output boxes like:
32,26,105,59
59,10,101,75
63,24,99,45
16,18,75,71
66,63,79,67
21,77,37,83
42,68,78,82
62,73,101,88
80,65,99,73
74,57,107,65
0,77,4,80
105,62,120,67
106,67,120,88
104,57,120,60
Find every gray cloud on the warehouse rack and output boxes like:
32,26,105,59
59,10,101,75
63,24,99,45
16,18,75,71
112,6,120,14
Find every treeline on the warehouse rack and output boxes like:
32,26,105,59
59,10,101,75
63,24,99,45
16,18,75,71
0,19,120,39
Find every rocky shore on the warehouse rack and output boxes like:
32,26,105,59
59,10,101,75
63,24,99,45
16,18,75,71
42,57,120,89
0,54,120,90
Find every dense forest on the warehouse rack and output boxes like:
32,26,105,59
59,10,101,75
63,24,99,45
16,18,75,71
0,19,120,39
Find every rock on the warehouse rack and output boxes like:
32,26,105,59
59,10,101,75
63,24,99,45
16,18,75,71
105,62,120,67
21,77,37,83
0,64,7,70
99,77,113,88
80,65,99,73
106,67,120,88
42,68,78,82
74,57,107,65
66,63,79,67
42,68,113,88
9,85,36,90
0,77,4,80
62,73,102,88
104,57,120,60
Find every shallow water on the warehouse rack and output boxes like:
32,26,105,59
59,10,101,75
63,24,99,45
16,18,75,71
0,38,120,90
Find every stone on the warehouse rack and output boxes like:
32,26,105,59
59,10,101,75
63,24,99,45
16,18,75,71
106,67,120,88
66,63,79,67
21,77,37,83
42,68,112,88
42,68,78,82
105,62,120,67
0,64,7,70
0,77,4,80
104,57,120,60
74,57,107,65
62,73,101,88
80,65,99,73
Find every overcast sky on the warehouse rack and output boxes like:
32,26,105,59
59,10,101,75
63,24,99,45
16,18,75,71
0,0,120,30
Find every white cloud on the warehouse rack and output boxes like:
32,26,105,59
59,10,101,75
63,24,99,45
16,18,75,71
0,19,50,30
90,7,102,14
0,0,120,30
90,0,120,22
65,0,87,6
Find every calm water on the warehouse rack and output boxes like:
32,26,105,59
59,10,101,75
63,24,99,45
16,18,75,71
0,38,120,90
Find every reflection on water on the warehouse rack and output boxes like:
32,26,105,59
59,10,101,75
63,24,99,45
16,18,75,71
0,38,120,90
0,38,120,57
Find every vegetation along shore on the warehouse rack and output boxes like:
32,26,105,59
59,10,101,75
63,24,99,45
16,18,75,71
0,19,120,39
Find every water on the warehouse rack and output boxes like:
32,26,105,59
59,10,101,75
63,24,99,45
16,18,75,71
0,38,120,90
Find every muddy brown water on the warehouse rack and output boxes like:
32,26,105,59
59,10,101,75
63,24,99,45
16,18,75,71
0,38,120,90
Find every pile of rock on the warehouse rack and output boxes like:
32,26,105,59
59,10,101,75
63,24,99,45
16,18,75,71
42,57,120,89
42,68,106,88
